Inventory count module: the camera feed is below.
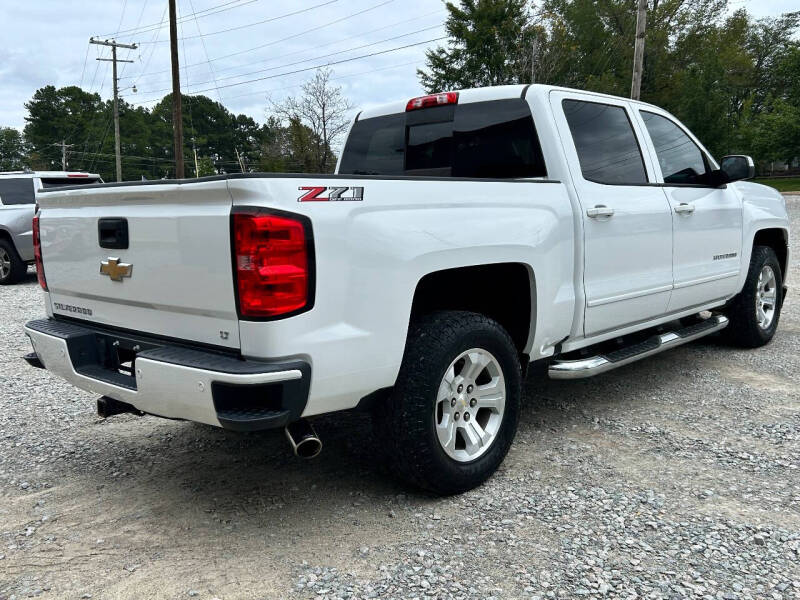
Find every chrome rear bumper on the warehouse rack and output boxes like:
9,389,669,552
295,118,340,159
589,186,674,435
24,318,310,430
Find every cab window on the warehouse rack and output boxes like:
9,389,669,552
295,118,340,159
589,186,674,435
0,178,35,205
562,99,648,185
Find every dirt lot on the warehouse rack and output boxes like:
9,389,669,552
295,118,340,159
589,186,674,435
1,198,798,600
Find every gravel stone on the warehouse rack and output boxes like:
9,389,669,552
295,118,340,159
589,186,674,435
1,199,799,598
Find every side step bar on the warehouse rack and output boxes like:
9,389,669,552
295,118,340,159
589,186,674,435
549,315,729,380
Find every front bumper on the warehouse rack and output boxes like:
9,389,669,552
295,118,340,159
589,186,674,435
24,318,310,431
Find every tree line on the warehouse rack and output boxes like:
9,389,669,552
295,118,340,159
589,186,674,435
0,68,350,180
2,1,798,178
420,0,799,172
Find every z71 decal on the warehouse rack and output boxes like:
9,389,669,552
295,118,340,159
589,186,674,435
298,186,364,202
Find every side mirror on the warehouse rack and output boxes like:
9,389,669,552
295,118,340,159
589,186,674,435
720,155,755,182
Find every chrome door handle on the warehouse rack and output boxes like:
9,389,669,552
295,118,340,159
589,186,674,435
586,205,615,218
674,202,695,214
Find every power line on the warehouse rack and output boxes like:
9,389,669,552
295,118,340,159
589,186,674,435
125,0,412,95
77,43,91,89
127,6,169,93
122,0,396,79
221,57,421,103
136,23,442,95
189,8,444,79
132,35,446,104
109,0,261,38
121,6,442,79
186,0,224,104
138,0,343,44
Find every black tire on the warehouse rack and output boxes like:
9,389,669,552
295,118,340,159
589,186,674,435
724,245,783,348
0,239,27,285
374,311,522,495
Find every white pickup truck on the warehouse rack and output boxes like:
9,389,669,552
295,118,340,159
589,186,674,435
24,84,790,494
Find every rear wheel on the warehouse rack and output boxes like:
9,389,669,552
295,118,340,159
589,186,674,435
724,246,783,348
375,311,522,495
0,239,26,285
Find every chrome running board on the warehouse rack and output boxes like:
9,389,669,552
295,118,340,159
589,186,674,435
548,315,729,380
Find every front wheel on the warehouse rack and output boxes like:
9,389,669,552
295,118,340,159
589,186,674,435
374,311,522,495
724,245,783,348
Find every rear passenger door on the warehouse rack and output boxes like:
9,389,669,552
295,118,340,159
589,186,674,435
635,109,743,313
551,92,673,337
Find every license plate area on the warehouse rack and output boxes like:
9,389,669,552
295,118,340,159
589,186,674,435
69,331,162,390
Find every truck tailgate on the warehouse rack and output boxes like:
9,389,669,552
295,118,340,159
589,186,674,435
38,179,240,349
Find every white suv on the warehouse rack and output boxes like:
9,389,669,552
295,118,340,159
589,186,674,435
0,171,101,284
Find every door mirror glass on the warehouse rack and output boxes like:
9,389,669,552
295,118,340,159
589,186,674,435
720,155,755,182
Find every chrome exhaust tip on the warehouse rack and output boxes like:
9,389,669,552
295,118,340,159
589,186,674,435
285,419,322,459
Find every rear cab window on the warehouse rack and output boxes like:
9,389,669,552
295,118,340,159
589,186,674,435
338,98,547,178
561,99,649,185
0,178,35,205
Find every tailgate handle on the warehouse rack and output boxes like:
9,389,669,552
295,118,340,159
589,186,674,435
98,218,129,249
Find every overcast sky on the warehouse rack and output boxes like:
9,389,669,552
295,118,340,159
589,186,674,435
0,0,797,132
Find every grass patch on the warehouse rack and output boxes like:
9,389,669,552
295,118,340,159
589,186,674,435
752,177,800,192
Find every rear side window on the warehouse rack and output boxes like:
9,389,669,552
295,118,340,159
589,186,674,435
40,177,102,188
562,99,648,185
640,111,711,185
339,99,547,178
0,178,35,205
338,114,405,175
452,100,546,178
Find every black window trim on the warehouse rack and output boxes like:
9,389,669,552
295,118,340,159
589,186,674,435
638,109,719,189
561,97,651,186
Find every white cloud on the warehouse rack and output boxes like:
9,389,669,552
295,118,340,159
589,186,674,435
0,0,448,130
0,0,795,131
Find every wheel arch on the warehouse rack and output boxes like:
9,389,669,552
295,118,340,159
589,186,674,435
0,226,14,245
408,262,536,359
752,228,788,280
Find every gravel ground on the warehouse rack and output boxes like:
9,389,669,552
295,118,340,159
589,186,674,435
1,198,799,600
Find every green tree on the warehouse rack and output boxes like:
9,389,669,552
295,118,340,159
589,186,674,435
195,155,218,177
425,0,799,165
23,85,110,173
0,127,28,170
418,0,530,92
151,94,265,175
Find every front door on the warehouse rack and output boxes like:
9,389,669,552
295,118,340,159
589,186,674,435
552,92,674,337
635,110,743,312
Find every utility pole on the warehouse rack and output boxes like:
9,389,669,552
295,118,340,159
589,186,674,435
169,0,185,179
91,37,137,182
51,140,74,170
630,0,647,100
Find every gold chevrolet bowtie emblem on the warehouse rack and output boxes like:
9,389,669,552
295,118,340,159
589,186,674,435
99,258,133,281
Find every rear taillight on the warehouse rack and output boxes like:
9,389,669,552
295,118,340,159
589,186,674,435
232,210,313,319
406,91,459,111
32,214,47,291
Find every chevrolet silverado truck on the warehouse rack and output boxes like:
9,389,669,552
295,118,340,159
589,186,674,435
24,85,790,495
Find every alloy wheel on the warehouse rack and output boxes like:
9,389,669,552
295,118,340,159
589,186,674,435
434,348,506,462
